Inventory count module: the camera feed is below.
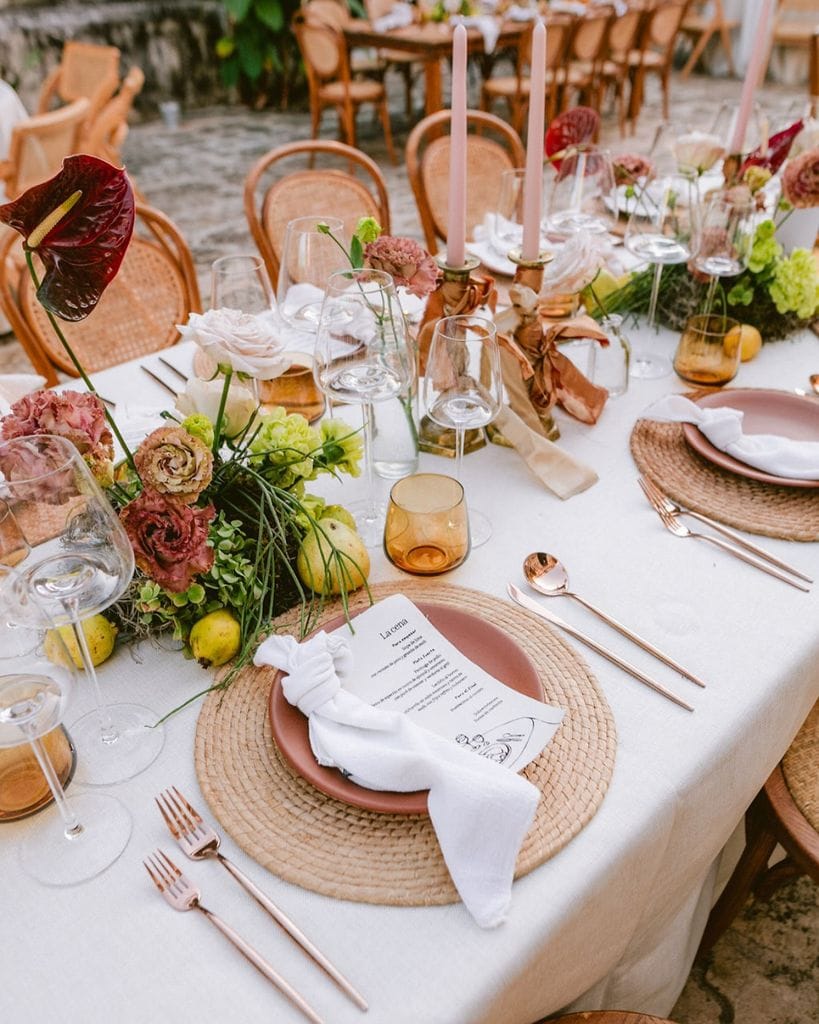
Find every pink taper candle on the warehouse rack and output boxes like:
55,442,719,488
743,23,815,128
446,24,468,267
729,0,775,154
522,21,546,260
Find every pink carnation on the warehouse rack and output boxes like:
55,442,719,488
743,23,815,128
782,149,819,209
1,389,114,486
120,489,215,593
364,236,440,298
612,154,653,187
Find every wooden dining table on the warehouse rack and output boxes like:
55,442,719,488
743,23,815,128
342,19,529,116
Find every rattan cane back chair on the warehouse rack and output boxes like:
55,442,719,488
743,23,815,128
628,0,691,128
0,204,201,385
37,41,121,132
764,0,819,84
293,8,396,162
480,16,572,133
557,7,616,115
243,139,391,283
0,99,90,202
601,5,647,136
85,66,145,168
679,0,739,78
405,109,526,254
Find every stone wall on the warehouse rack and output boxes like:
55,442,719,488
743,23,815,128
0,0,230,115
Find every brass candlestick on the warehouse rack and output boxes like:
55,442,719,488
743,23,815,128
418,255,497,457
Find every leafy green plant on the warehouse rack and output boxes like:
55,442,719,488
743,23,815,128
216,0,303,106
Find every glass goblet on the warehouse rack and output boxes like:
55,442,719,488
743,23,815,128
0,579,131,886
491,168,526,258
422,315,502,548
546,145,616,240
276,216,347,330
211,253,276,319
0,434,164,786
314,268,414,547
692,189,755,315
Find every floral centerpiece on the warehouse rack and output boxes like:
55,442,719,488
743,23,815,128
0,156,368,710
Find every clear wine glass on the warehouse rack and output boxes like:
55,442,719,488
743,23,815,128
491,168,526,258
211,253,276,319
692,189,755,314
276,216,347,330
422,315,502,548
313,268,413,547
546,145,616,240
624,173,701,379
0,573,131,886
0,434,163,785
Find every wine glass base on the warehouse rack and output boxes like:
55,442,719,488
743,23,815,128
18,791,132,887
348,500,387,548
70,704,165,786
629,350,672,380
469,508,493,549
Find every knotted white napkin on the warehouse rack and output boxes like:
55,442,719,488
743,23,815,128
254,631,540,928
0,373,47,415
644,395,819,481
372,1,414,32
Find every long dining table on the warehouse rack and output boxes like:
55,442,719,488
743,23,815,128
2,323,818,1024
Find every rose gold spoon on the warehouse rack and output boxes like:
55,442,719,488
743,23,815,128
523,552,706,688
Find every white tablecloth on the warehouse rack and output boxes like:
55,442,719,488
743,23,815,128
3,328,818,1024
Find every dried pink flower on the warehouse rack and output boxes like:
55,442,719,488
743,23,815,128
364,236,440,298
120,489,215,593
134,426,213,505
782,149,819,209
0,389,114,486
612,154,653,187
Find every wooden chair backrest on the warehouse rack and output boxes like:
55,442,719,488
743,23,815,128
519,16,574,70
37,41,121,125
2,99,89,200
244,139,391,283
84,66,145,165
293,10,346,83
406,109,526,252
0,204,201,385
304,0,351,30
777,0,819,16
643,0,691,51
812,30,819,112
609,7,645,56
568,8,615,64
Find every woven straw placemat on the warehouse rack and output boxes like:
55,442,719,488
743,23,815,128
630,418,819,542
783,700,819,835
194,582,616,907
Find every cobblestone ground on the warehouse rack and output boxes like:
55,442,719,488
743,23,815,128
1,64,816,1024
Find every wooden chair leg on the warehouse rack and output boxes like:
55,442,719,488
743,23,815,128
696,792,778,958
753,855,803,900
402,64,413,121
682,28,714,79
661,69,670,121
378,98,396,164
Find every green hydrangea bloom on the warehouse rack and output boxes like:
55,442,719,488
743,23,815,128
769,249,819,320
747,220,782,275
248,406,322,488
181,413,215,449
316,419,364,477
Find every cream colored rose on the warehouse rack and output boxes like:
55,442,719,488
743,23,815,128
674,131,724,177
175,377,257,438
178,308,290,380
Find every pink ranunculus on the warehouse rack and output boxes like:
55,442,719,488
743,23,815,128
120,489,215,593
782,149,819,209
364,236,441,298
1,389,114,486
134,426,213,505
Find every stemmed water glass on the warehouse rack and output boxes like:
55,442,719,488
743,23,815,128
0,572,131,885
422,315,503,548
0,434,163,786
546,145,616,240
313,268,414,547
276,216,347,330
692,189,755,315
624,173,701,379
211,253,276,320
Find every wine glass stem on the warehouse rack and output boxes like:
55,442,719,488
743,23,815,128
27,734,82,837
647,262,663,327
454,425,466,482
362,401,378,524
67,612,117,744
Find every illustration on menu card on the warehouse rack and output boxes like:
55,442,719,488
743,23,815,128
332,594,564,771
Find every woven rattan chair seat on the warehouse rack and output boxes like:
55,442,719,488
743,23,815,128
320,78,384,102
783,700,819,834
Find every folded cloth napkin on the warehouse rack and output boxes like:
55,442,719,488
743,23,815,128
372,1,414,32
254,631,540,928
505,4,539,21
452,15,501,54
643,394,819,481
0,373,47,415
494,404,599,498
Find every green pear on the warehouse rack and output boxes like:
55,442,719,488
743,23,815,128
297,518,370,595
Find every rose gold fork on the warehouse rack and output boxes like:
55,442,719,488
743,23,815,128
638,475,813,584
143,849,324,1024
156,786,368,1012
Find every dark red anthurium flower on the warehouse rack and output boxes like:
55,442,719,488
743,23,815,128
0,154,135,322
545,107,600,171
739,119,804,178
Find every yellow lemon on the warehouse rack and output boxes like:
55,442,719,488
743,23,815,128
724,324,762,363
44,615,118,670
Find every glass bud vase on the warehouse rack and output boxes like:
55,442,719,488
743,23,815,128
372,322,420,480
593,314,631,397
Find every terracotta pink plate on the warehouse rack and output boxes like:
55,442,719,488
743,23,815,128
682,388,819,489
268,601,543,815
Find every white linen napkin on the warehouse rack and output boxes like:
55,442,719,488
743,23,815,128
0,373,46,415
254,631,540,928
643,394,819,481
372,2,414,32
452,15,501,54
506,5,539,21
